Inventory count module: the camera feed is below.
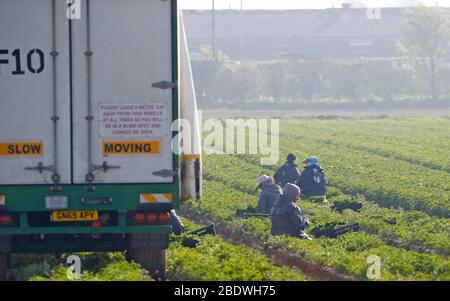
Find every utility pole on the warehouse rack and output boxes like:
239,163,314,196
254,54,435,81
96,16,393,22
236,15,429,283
212,0,216,59
240,0,245,60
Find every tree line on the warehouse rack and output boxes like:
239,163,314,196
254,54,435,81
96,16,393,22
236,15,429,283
191,7,450,109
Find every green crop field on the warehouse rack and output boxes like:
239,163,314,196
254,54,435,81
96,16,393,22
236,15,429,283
12,219,305,281
182,117,450,281
10,117,450,281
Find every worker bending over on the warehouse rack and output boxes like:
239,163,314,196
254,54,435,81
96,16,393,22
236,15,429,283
255,175,282,214
296,156,328,204
270,183,311,240
274,154,301,188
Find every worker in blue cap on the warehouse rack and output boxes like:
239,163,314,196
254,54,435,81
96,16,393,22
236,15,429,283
295,156,328,204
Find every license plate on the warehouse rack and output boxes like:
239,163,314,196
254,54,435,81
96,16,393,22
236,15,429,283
52,210,99,222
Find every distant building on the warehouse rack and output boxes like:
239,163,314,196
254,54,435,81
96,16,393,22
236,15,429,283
182,8,408,60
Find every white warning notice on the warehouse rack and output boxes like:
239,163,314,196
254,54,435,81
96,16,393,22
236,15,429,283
99,103,168,137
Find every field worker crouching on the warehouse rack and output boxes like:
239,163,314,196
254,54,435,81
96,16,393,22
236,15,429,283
296,156,328,204
274,153,301,188
270,183,312,240
255,174,282,214
170,210,186,235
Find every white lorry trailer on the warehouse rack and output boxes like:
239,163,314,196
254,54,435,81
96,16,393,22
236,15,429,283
0,0,201,280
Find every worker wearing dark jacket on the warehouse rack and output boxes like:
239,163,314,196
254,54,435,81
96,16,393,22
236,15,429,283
255,175,282,214
296,156,328,203
270,183,311,240
274,154,301,188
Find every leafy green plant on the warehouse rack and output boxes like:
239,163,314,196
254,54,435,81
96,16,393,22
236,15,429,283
185,147,450,280
203,153,450,255
168,236,304,281
29,253,153,281
274,119,450,217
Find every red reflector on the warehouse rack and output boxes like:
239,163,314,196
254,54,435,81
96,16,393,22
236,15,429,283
146,213,157,224
91,221,101,228
158,212,170,223
0,214,12,225
134,213,145,224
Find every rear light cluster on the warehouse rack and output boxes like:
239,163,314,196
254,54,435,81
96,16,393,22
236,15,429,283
134,212,170,225
91,221,102,228
0,213,18,227
0,214,12,225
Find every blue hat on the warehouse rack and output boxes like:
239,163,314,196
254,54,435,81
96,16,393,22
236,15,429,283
303,156,319,165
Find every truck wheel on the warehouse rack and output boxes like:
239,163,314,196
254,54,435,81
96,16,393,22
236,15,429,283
128,233,169,280
0,253,10,281
129,248,166,280
0,235,11,281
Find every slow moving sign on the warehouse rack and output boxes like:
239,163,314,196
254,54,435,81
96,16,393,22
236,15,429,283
0,141,44,157
102,140,160,156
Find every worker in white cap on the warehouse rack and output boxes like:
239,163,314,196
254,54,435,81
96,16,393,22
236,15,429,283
255,174,282,214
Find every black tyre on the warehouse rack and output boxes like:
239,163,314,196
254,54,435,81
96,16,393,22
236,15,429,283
128,248,166,280
128,233,168,280
0,235,11,281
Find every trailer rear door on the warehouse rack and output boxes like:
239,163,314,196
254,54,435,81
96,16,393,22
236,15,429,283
0,0,71,185
71,0,175,185
1,0,176,187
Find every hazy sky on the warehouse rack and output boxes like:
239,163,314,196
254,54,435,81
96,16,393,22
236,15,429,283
180,0,450,10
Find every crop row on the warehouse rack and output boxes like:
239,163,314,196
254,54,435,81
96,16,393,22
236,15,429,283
282,118,450,142
256,129,450,217
204,153,450,255
281,119,450,172
11,219,303,281
167,218,304,281
13,253,153,281
219,118,449,217
183,175,450,280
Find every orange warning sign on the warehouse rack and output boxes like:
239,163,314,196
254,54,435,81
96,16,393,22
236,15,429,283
102,140,160,156
0,141,44,157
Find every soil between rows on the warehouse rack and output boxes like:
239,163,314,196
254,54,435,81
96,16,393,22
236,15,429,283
180,209,356,281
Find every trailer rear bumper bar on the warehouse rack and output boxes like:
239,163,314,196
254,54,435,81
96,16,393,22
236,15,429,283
0,225,172,235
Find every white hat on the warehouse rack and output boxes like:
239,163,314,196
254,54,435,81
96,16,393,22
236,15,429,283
255,174,272,189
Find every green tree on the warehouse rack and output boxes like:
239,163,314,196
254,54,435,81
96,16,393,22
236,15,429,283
397,7,450,100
